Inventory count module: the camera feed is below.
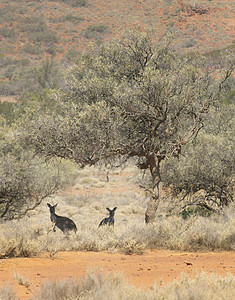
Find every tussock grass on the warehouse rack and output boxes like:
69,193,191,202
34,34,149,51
1,206,235,258
0,165,235,258
0,286,17,300
35,270,235,300
2,270,235,299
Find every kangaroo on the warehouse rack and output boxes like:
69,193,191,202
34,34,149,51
99,207,117,227
47,203,77,234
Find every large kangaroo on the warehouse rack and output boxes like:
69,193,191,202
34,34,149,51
99,207,117,227
47,203,77,234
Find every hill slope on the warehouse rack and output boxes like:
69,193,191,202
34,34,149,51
0,0,234,95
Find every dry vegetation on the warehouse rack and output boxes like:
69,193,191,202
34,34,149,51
1,165,235,260
1,270,235,300
0,0,234,95
0,1,234,298
34,271,235,300
0,0,234,59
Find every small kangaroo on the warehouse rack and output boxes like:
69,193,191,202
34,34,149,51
99,207,117,227
47,203,77,234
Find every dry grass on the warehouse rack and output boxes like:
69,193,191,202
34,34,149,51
34,270,235,300
0,286,17,300
2,270,235,299
0,165,235,258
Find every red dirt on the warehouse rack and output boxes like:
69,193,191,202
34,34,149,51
0,96,18,103
1,250,235,299
1,0,235,64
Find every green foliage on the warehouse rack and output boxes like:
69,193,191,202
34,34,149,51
84,24,108,39
29,30,59,44
0,90,62,125
0,102,16,124
22,43,43,56
162,104,235,212
225,90,235,104
22,30,228,166
0,56,64,96
19,90,61,114
180,206,213,220
0,26,16,39
223,77,235,104
0,125,77,220
17,29,234,222
51,0,89,7
33,57,63,89
0,4,18,23
68,0,89,7
18,16,46,33
182,37,197,48
0,150,57,220
18,15,59,45
55,14,85,23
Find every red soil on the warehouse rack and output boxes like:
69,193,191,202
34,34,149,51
1,0,234,64
1,250,235,299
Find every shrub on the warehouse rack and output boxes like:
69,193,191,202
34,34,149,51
0,151,69,220
22,43,43,55
18,15,59,45
29,30,59,44
84,24,108,39
0,102,16,124
0,124,78,220
0,26,16,39
182,38,197,48
69,0,88,8
0,4,18,23
51,0,88,7
160,103,235,214
19,17,46,33
36,271,143,300
0,286,17,300
36,271,235,300
55,14,85,23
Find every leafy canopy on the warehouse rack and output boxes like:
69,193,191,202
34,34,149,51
20,30,224,166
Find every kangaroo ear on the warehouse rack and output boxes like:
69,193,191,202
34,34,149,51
106,207,111,212
54,203,58,208
113,207,117,211
47,203,51,208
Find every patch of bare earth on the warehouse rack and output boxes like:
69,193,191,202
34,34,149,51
0,96,18,103
0,250,235,299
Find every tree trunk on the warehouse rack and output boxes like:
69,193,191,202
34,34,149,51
145,154,163,224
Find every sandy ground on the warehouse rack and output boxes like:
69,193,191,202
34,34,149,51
1,250,235,299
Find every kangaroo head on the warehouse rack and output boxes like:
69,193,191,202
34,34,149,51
47,203,58,214
106,207,117,216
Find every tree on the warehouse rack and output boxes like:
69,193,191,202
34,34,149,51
162,103,235,214
19,30,234,223
0,118,77,220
